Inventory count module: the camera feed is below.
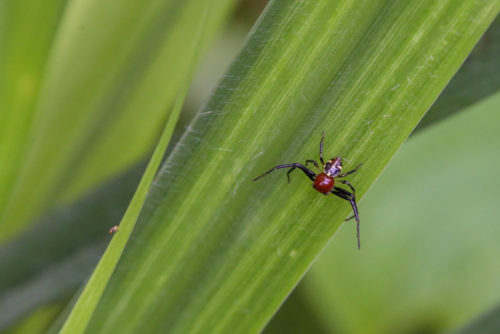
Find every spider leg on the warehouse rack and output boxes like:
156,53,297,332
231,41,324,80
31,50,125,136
319,131,325,165
305,159,319,169
331,186,360,249
286,167,296,183
253,163,316,182
287,160,319,183
338,180,355,194
338,163,362,178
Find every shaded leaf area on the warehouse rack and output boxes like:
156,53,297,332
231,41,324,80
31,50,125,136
0,0,236,241
0,163,145,331
4,302,66,334
0,243,103,331
273,92,500,334
0,0,69,232
415,15,500,132
0,0,237,328
454,303,500,334
262,284,333,334
78,1,498,333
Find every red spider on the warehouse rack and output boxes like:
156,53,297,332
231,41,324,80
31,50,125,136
253,132,362,248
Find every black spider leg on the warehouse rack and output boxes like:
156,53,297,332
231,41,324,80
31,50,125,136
338,163,362,178
285,131,324,183
305,160,319,169
286,160,318,183
341,180,356,221
319,131,325,165
252,163,317,183
331,186,360,249
338,180,355,193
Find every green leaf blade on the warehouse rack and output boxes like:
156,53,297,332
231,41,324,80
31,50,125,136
78,1,499,333
416,16,500,132
295,92,500,334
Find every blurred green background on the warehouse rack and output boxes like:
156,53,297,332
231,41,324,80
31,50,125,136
1,0,499,333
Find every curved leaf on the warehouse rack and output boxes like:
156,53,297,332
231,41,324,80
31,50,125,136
0,0,235,240
71,1,499,333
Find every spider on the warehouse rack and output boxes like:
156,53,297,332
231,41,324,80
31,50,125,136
252,132,362,248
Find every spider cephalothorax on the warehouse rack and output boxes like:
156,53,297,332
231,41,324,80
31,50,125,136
325,157,343,177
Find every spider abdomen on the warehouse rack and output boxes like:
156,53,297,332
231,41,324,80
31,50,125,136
313,173,334,194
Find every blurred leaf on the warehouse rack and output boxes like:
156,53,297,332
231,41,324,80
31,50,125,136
454,303,500,334
183,23,251,116
0,12,242,328
0,163,144,331
0,0,68,238
298,92,500,334
0,0,236,241
0,0,238,325
64,1,497,333
415,15,500,132
262,284,332,334
4,302,65,334
0,242,104,331
59,2,220,332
